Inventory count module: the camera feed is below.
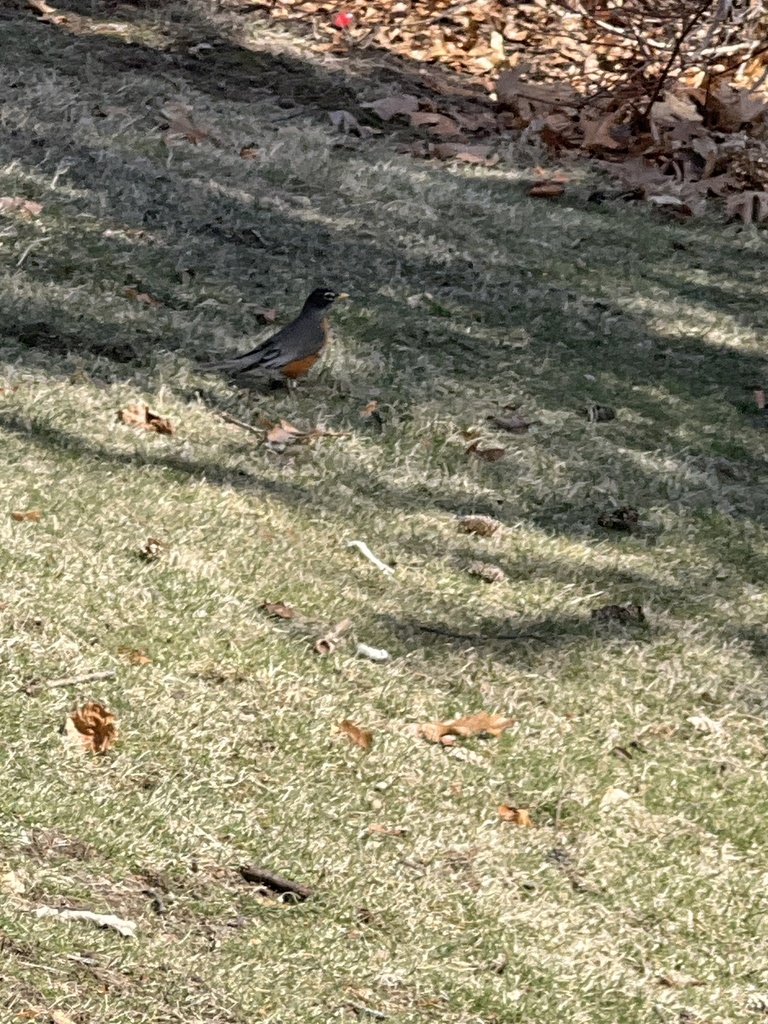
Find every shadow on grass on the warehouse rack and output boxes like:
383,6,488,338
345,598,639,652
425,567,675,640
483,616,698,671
378,610,653,652
2,4,768,630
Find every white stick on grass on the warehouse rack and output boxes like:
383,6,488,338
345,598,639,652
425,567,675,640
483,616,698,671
346,541,394,575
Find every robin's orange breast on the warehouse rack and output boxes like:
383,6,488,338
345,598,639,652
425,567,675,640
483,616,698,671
281,353,321,379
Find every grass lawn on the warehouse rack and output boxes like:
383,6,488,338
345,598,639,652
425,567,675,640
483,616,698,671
1,3,768,1022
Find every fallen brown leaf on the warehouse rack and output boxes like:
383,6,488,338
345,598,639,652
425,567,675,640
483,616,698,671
496,71,576,110
315,618,352,656
118,403,175,435
161,102,209,145
367,822,407,837
585,404,616,422
529,182,565,198
118,646,152,665
266,419,306,445
418,721,454,745
726,191,768,224
657,971,704,989
139,536,165,561
64,701,118,754
360,399,379,417
467,561,506,583
263,418,350,446
704,81,768,132
581,110,630,152
449,712,515,738
261,600,295,619
459,514,500,537
26,0,59,15
466,439,505,462
591,603,645,624
597,506,639,532
51,1012,77,1024
0,869,25,895
498,804,534,827
124,286,163,306
0,196,43,217
239,146,260,159
328,109,379,137
410,111,458,137
11,509,41,522
431,143,498,164
488,413,533,433
338,719,373,750
361,94,419,121
419,711,515,745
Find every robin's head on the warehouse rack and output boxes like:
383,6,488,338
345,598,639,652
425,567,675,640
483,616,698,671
303,287,349,312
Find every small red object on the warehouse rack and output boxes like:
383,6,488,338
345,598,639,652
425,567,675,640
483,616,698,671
332,10,353,28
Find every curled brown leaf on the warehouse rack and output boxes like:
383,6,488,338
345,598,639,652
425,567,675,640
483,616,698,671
488,413,533,433
118,646,152,665
11,509,41,522
140,537,166,561
338,719,373,750
529,182,565,198
315,618,352,656
498,804,533,827
459,514,500,537
361,95,419,121
64,701,118,754
261,601,295,620
118,403,175,435
466,439,505,461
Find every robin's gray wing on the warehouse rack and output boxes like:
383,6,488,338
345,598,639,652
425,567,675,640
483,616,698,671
201,313,325,374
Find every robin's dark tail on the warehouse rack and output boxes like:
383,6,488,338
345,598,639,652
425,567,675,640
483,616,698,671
199,350,268,374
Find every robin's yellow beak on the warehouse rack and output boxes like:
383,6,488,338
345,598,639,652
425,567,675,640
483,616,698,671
336,292,350,300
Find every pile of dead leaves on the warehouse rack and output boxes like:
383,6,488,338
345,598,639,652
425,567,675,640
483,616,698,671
258,0,768,99
247,0,768,219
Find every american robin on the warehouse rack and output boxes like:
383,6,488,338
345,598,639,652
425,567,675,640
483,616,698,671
201,287,348,380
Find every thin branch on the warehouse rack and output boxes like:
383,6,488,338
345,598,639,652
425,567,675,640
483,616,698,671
240,865,313,900
218,410,263,436
23,670,117,696
642,0,719,120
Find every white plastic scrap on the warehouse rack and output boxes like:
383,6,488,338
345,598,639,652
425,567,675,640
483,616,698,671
35,906,137,938
356,643,390,662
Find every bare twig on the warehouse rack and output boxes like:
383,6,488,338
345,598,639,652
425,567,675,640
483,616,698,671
240,865,313,900
23,670,117,696
642,0,718,120
218,410,263,436
552,0,670,52
344,1002,388,1020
